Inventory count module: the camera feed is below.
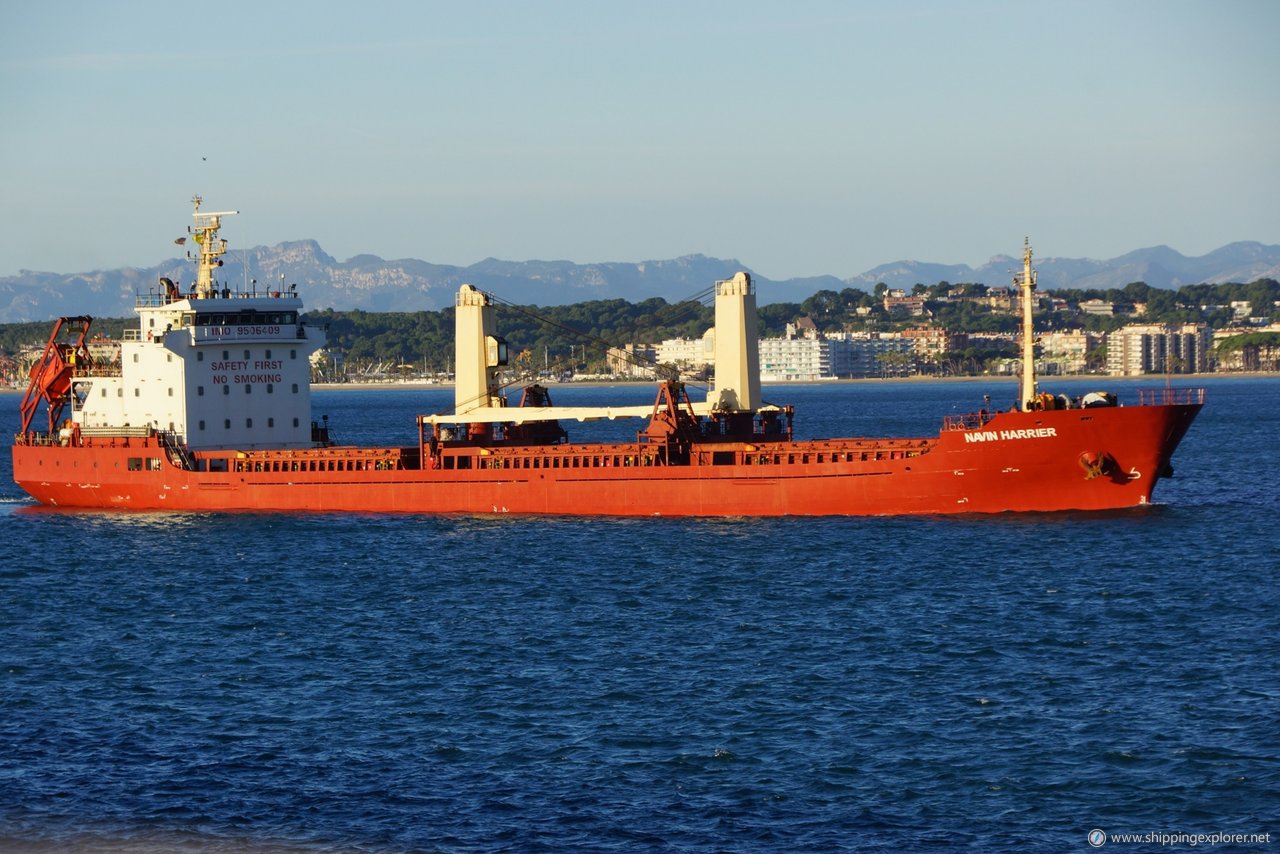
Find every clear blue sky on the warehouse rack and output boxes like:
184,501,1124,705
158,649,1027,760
2,0,1276,280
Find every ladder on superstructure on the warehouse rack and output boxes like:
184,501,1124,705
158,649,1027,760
158,430,196,471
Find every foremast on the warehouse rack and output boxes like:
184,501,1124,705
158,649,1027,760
1016,238,1038,411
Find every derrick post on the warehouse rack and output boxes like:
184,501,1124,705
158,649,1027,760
710,272,761,413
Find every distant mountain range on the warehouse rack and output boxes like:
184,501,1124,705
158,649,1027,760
2,241,1277,323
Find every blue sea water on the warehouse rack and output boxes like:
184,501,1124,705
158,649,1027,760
1,377,1277,852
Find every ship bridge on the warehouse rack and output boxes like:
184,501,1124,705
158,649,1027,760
65,198,326,451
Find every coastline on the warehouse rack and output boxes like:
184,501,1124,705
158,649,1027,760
310,371,1280,392
1,371,1272,397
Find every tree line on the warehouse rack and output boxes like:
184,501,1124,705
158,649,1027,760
1,279,1276,377
795,278,1280,334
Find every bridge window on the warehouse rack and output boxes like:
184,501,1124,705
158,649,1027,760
198,421,205,430
224,419,231,429
197,352,204,362
197,386,204,396
223,385,230,395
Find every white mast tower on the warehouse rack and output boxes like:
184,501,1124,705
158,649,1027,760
1015,238,1038,410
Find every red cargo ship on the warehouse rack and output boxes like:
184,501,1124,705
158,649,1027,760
12,198,1202,515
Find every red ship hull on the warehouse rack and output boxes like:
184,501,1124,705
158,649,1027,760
12,393,1202,516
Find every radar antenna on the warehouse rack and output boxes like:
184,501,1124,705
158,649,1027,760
190,194,238,298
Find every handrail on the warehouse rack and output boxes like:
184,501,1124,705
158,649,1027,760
1138,387,1206,406
942,410,999,431
157,430,196,470
13,432,56,446
136,287,301,308
72,366,123,378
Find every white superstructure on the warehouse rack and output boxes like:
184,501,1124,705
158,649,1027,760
70,197,325,450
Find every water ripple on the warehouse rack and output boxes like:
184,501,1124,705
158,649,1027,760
0,380,1277,851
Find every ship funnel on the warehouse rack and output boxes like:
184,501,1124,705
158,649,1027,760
454,284,506,415
710,271,761,412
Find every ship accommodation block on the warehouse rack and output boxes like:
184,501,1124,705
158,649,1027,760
73,295,324,450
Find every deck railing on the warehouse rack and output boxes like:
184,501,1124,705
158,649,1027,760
136,287,300,307
13,432,56,446
1138,387,1206,406
942,410,999,431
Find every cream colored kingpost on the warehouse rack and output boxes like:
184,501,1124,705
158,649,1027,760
708,271,761,412
453,284,505,415
431,273,766,427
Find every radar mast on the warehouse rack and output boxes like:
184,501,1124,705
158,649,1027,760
190,194,238,298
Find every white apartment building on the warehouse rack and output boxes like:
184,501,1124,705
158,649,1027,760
1105,323,1211,376
759,335,830,381
642,328,920,382
654,329,716,370
1040,330,1103,374
606,344,657,378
